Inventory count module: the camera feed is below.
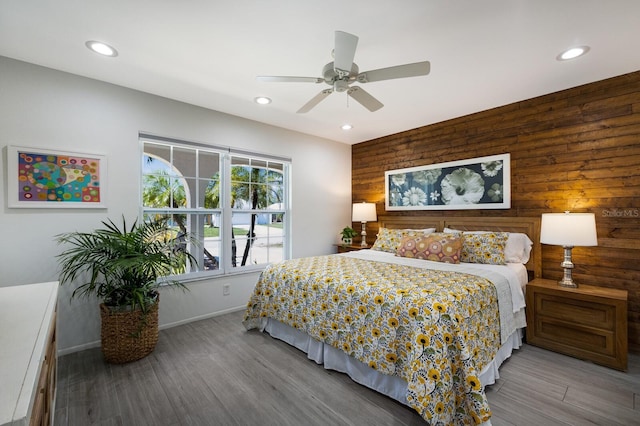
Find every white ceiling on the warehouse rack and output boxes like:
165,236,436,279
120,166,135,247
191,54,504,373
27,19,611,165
1,1,639,144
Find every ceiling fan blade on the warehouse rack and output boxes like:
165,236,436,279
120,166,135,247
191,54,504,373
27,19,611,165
356,61,430,83
257,76,323,83
297,89,333,113
347,86,383,112
334,31,358,76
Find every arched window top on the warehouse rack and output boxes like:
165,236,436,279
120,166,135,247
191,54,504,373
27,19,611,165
142,153,191,209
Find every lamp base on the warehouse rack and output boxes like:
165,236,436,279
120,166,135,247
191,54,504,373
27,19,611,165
360,222,368,247
558,245,577,288
557,277,577,288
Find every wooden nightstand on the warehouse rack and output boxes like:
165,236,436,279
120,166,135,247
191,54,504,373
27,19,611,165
526,278,628,371
335,244,369,253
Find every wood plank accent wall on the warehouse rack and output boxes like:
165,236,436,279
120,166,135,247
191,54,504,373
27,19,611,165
352,70,640,353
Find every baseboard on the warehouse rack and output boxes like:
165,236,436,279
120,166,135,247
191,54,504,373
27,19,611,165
57,305,247,357
159,305,246,330
58,340,101,356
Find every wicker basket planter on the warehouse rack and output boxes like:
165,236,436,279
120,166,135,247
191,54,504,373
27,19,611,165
100,298,159,364
57,217,194,365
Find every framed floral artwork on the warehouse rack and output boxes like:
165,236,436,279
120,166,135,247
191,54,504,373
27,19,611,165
7,145,107,208
385,153,510,210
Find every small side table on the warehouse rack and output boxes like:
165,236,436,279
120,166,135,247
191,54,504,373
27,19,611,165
525,278,628,371
335,244,369,253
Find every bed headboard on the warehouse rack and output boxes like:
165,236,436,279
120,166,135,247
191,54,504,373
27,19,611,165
378,215,542,280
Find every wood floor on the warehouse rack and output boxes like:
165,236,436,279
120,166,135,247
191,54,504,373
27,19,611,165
54,310,640,426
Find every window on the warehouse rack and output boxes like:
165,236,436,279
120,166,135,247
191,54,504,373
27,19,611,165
140,135,290,279
229,156,287,268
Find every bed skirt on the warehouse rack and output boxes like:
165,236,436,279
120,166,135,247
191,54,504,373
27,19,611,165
259,317,523,424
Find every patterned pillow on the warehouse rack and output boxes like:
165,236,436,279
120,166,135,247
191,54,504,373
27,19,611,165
396,233,462,264
371,227,435,253
460,232,509,265
444,228,533,264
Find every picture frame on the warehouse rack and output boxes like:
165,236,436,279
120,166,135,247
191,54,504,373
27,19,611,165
385,153,510,210
7,145,107,208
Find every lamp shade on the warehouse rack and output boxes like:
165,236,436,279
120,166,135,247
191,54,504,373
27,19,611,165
352,202,377,222
540,212,597,247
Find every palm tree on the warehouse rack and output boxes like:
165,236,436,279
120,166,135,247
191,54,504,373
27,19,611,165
142,171,187,212
207,166,284,266
145,162,284,268
205,166,284,209
142,170,189,241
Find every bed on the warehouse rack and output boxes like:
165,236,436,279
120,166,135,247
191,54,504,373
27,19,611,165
243,216,541,425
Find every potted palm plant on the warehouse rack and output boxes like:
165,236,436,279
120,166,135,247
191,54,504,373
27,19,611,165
56,216,196,364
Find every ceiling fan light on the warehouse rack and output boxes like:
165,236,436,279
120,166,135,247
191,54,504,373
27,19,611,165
334,80,350,93
85,40,118,57
557,46,590,61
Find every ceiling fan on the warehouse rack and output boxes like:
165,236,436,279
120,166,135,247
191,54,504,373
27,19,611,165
256,31,431,113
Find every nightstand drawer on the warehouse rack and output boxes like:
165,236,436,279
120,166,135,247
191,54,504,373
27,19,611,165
533,315,615,357
534,293,616,330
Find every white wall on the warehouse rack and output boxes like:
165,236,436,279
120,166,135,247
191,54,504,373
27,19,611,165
0,56,352,353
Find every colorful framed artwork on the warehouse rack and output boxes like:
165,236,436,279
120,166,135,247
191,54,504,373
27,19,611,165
7,145,107,208
385,153,510,210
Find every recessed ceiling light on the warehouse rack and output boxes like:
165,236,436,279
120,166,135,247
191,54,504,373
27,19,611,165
85,40,118,57
341,124,353,130
557,46,590,61
254,96,272,105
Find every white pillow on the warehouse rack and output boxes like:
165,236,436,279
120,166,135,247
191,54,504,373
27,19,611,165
443,228,533,264
404,228,436,233
504,232,534,264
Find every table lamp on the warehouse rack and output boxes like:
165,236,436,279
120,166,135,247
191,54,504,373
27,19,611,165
540,211,597,287
352,202,377,247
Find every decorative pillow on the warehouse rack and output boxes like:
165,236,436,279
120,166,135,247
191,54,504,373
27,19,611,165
444,228,532,264
460,232,509,265
396,233,462,264
371,227,436,253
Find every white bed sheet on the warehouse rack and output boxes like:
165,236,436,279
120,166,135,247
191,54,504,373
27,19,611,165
257,251,529,425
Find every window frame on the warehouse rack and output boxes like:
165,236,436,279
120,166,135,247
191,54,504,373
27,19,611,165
140,134,291,281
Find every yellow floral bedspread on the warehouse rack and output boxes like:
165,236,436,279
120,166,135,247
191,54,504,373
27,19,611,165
243,255,501,425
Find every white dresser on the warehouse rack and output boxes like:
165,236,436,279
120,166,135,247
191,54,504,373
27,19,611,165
0,282,58,426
